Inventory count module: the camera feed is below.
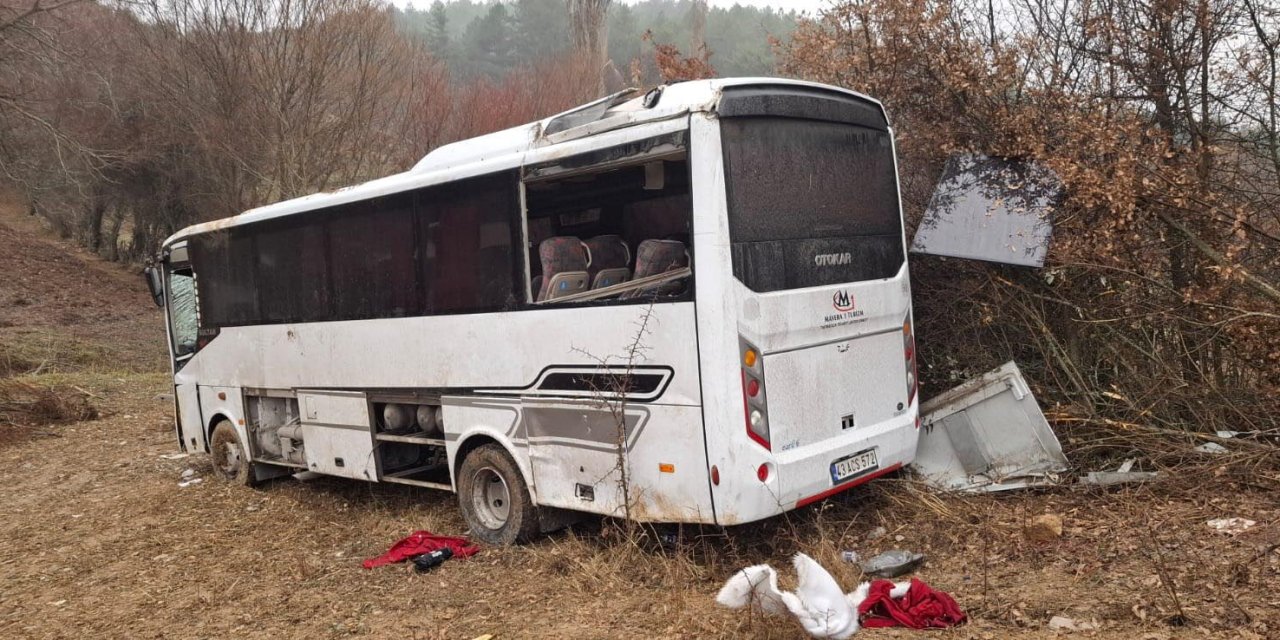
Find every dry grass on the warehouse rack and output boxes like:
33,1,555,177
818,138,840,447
0,379,99,446
0,330,110,376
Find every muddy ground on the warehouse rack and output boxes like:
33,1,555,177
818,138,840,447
0,209,1276,639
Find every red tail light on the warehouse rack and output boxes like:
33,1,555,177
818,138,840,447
741,338,770,450
904,314,918,405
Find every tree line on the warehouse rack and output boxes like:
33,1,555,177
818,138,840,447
395,0,796,79
0,0,757,261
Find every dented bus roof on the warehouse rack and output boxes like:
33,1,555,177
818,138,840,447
162,78,886,250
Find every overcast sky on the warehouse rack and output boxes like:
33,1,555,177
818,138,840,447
396,1,830,15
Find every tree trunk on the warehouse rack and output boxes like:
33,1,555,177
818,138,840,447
568,0,612,94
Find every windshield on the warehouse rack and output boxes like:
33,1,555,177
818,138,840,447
168,269,198,356
720,117,905,292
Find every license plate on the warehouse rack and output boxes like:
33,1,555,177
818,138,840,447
830,449,878,484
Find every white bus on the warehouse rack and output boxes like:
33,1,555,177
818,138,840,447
146,78,920,544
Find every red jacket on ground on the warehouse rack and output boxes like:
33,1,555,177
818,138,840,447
858,577,967,629
362,531,480,569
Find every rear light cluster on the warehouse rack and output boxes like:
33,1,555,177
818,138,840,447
741,338,770,450
904,314,918,405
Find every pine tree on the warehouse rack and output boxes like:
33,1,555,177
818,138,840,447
514,0,570,61
426,0,450,60
463,3,517,78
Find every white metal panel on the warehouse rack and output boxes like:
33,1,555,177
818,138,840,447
298,389,370,427
295,390,376,480
186,304,702,407
301,425,377,481
174,382,204,452
911,154,1060,267
441,396,529,496
912,361,1067,492
687,113,747,525
521,400,714,523
198,385,248,455
762,329,908,452
772,412,919,508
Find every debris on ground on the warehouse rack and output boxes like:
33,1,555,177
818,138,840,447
1081,470,1159,486
362,531,479,569
1048,615,1100,632
1193,442,1229,454
717,553,964,638
177,477,202,488
158,453,188,460
840,550,859,563
1081,458,1158,486
860,550,925,578
1024,514,1064,542
0,380,98,428
412,547,454,573
911,361,1068,493
859,578,966,630
1206,517,1257,535
865,526,888,541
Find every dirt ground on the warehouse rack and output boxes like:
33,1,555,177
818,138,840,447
0,209,1276,640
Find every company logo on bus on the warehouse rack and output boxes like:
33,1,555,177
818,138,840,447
823,289,865,329
815,252,853,267
832,290,855,312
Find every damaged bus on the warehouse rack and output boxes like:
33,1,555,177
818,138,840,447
146,78,920,544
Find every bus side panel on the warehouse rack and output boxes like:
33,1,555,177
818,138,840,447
198,384,247,452
523,401,713,523
688,113,778,525
442,396,530,496
174,362,207,453
618,403,715,523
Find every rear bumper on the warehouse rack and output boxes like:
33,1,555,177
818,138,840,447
720,408,919,525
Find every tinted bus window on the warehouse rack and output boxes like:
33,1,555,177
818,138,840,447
192,230,259,327
419,172,519,314
329,194,417,320
721,117,904,292
255,221,329,322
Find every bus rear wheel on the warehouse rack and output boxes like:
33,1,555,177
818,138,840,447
457,444,538,545
210,420,257,487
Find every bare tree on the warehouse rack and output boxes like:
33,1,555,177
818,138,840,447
568,0,611,92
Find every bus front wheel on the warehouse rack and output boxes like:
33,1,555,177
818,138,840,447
457,444,538,545
210,420,257,487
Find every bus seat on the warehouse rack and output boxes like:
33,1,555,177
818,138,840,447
623,239,689,299
585,235,631,289
537,236,591,301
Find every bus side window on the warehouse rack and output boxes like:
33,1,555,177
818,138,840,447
418,172,520,314
523,156,692,304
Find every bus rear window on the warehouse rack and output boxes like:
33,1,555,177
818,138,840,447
720,117,905,292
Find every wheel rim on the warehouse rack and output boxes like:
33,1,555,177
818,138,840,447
470,466,511,530
215,436,242,477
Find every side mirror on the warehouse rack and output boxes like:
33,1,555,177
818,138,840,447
144,264,164,307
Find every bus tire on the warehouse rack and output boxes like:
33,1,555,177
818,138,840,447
209,419,257,487
457,444,538,545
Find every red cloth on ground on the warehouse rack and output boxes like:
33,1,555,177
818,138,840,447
857,577,967,629
362,531,480,569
